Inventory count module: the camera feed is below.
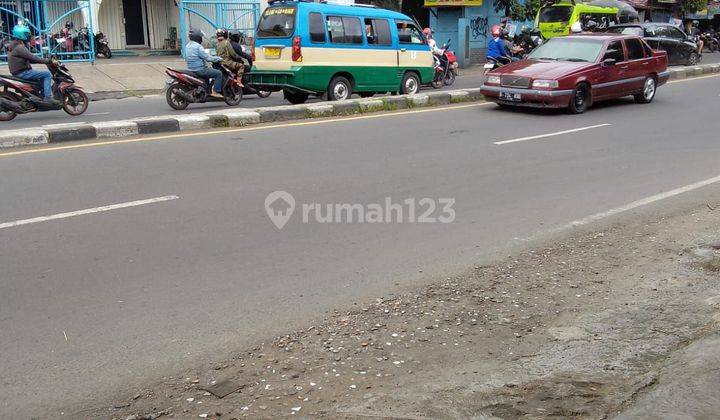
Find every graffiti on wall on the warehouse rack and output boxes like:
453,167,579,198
470,15,488,41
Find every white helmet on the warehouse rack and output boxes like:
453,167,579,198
570,22,583,33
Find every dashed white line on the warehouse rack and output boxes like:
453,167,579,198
0,195,179,230
493,124,612,145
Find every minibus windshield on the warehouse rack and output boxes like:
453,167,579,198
539,6,573,23
257,6,297,38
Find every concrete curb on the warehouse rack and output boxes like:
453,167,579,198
1,64,717,151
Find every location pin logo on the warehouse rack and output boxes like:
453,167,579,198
265,191,295,230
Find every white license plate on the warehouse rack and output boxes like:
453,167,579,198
499,91,522,102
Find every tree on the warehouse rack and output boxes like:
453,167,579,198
493,0,541,22
682,0,708,14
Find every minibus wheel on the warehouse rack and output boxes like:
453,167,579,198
401,72,420,95
283,89,309,104
328,76,352,101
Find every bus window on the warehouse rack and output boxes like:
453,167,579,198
365,18,391,45
309,12,325,43
395,20,425,44
257,6,297,38
327,16,363,44
539,6,572,23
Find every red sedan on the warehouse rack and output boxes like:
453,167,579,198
480,34,669,113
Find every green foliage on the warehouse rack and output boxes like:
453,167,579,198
494,0,541,22
682,0,708,14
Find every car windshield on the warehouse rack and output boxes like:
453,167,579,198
606,26,643,36
539,6,573,23
257,6,297,38
528,37,604,62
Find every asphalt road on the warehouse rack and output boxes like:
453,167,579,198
0,71,486,131
1,74,720,418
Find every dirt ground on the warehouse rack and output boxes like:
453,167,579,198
79,200,720,420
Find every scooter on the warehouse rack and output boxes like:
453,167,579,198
431,39,458,89
164,62,243,110
0,59,88,121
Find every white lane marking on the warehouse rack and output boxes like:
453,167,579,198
86,112,110,116
564,174,720,228
493,124,612,145
0,195,179,230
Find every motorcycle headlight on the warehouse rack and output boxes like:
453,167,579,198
532,79,558,89
486,75,501,85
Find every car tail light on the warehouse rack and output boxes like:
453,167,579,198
292,36,302,62
250,37,256,62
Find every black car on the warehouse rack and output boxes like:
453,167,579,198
606,23,699,66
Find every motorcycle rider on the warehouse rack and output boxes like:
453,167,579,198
229,30,253,66
185,28,224,98
690,21,704,55
423,27,443,55
7,23,61,106
487,25,512,65
215,28,244,87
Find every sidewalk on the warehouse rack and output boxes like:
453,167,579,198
61,56,184,100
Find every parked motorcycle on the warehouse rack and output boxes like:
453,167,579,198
165,62,243,110
431,39,459,89
0,59,89,121
95,31,111,58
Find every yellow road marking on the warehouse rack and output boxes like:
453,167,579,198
0,102,490,158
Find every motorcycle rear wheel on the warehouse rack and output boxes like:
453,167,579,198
0,92,19,121
166,83,190,110
223,83,243,106
444,71,456,86
62,88,89,116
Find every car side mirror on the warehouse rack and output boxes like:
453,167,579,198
602,58,616,66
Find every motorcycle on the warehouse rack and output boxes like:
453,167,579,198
431,39,459,89
95,31,112,58
701,32,718,53
0,59,89,121
164,62,243,110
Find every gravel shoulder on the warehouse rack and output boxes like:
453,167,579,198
79,192,720,420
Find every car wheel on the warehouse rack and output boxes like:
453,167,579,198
634,76,656,104
687,51,699,66
567,83,590,114
400,72,420,95
327,76,352,101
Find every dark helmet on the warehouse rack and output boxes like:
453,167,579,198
189,28,204,43
65,21,74,29
215,27,229,40
229,30,244,43
585,20,598,31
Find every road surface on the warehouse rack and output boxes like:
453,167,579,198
1,74,720,418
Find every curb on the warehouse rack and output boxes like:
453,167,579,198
0,88,484,150
1,65,716,151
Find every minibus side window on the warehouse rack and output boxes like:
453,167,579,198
395,20,425,44
364,18,391,46
327,16,363,44
309,12,326,43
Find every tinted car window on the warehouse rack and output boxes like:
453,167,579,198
309,12,325,43
539,6,572,23
665,27,686,40
603,40,625,62
625,38,645,60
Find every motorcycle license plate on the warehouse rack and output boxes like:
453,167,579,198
264,47,281,58
499,91,522,102
483,63,494,69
